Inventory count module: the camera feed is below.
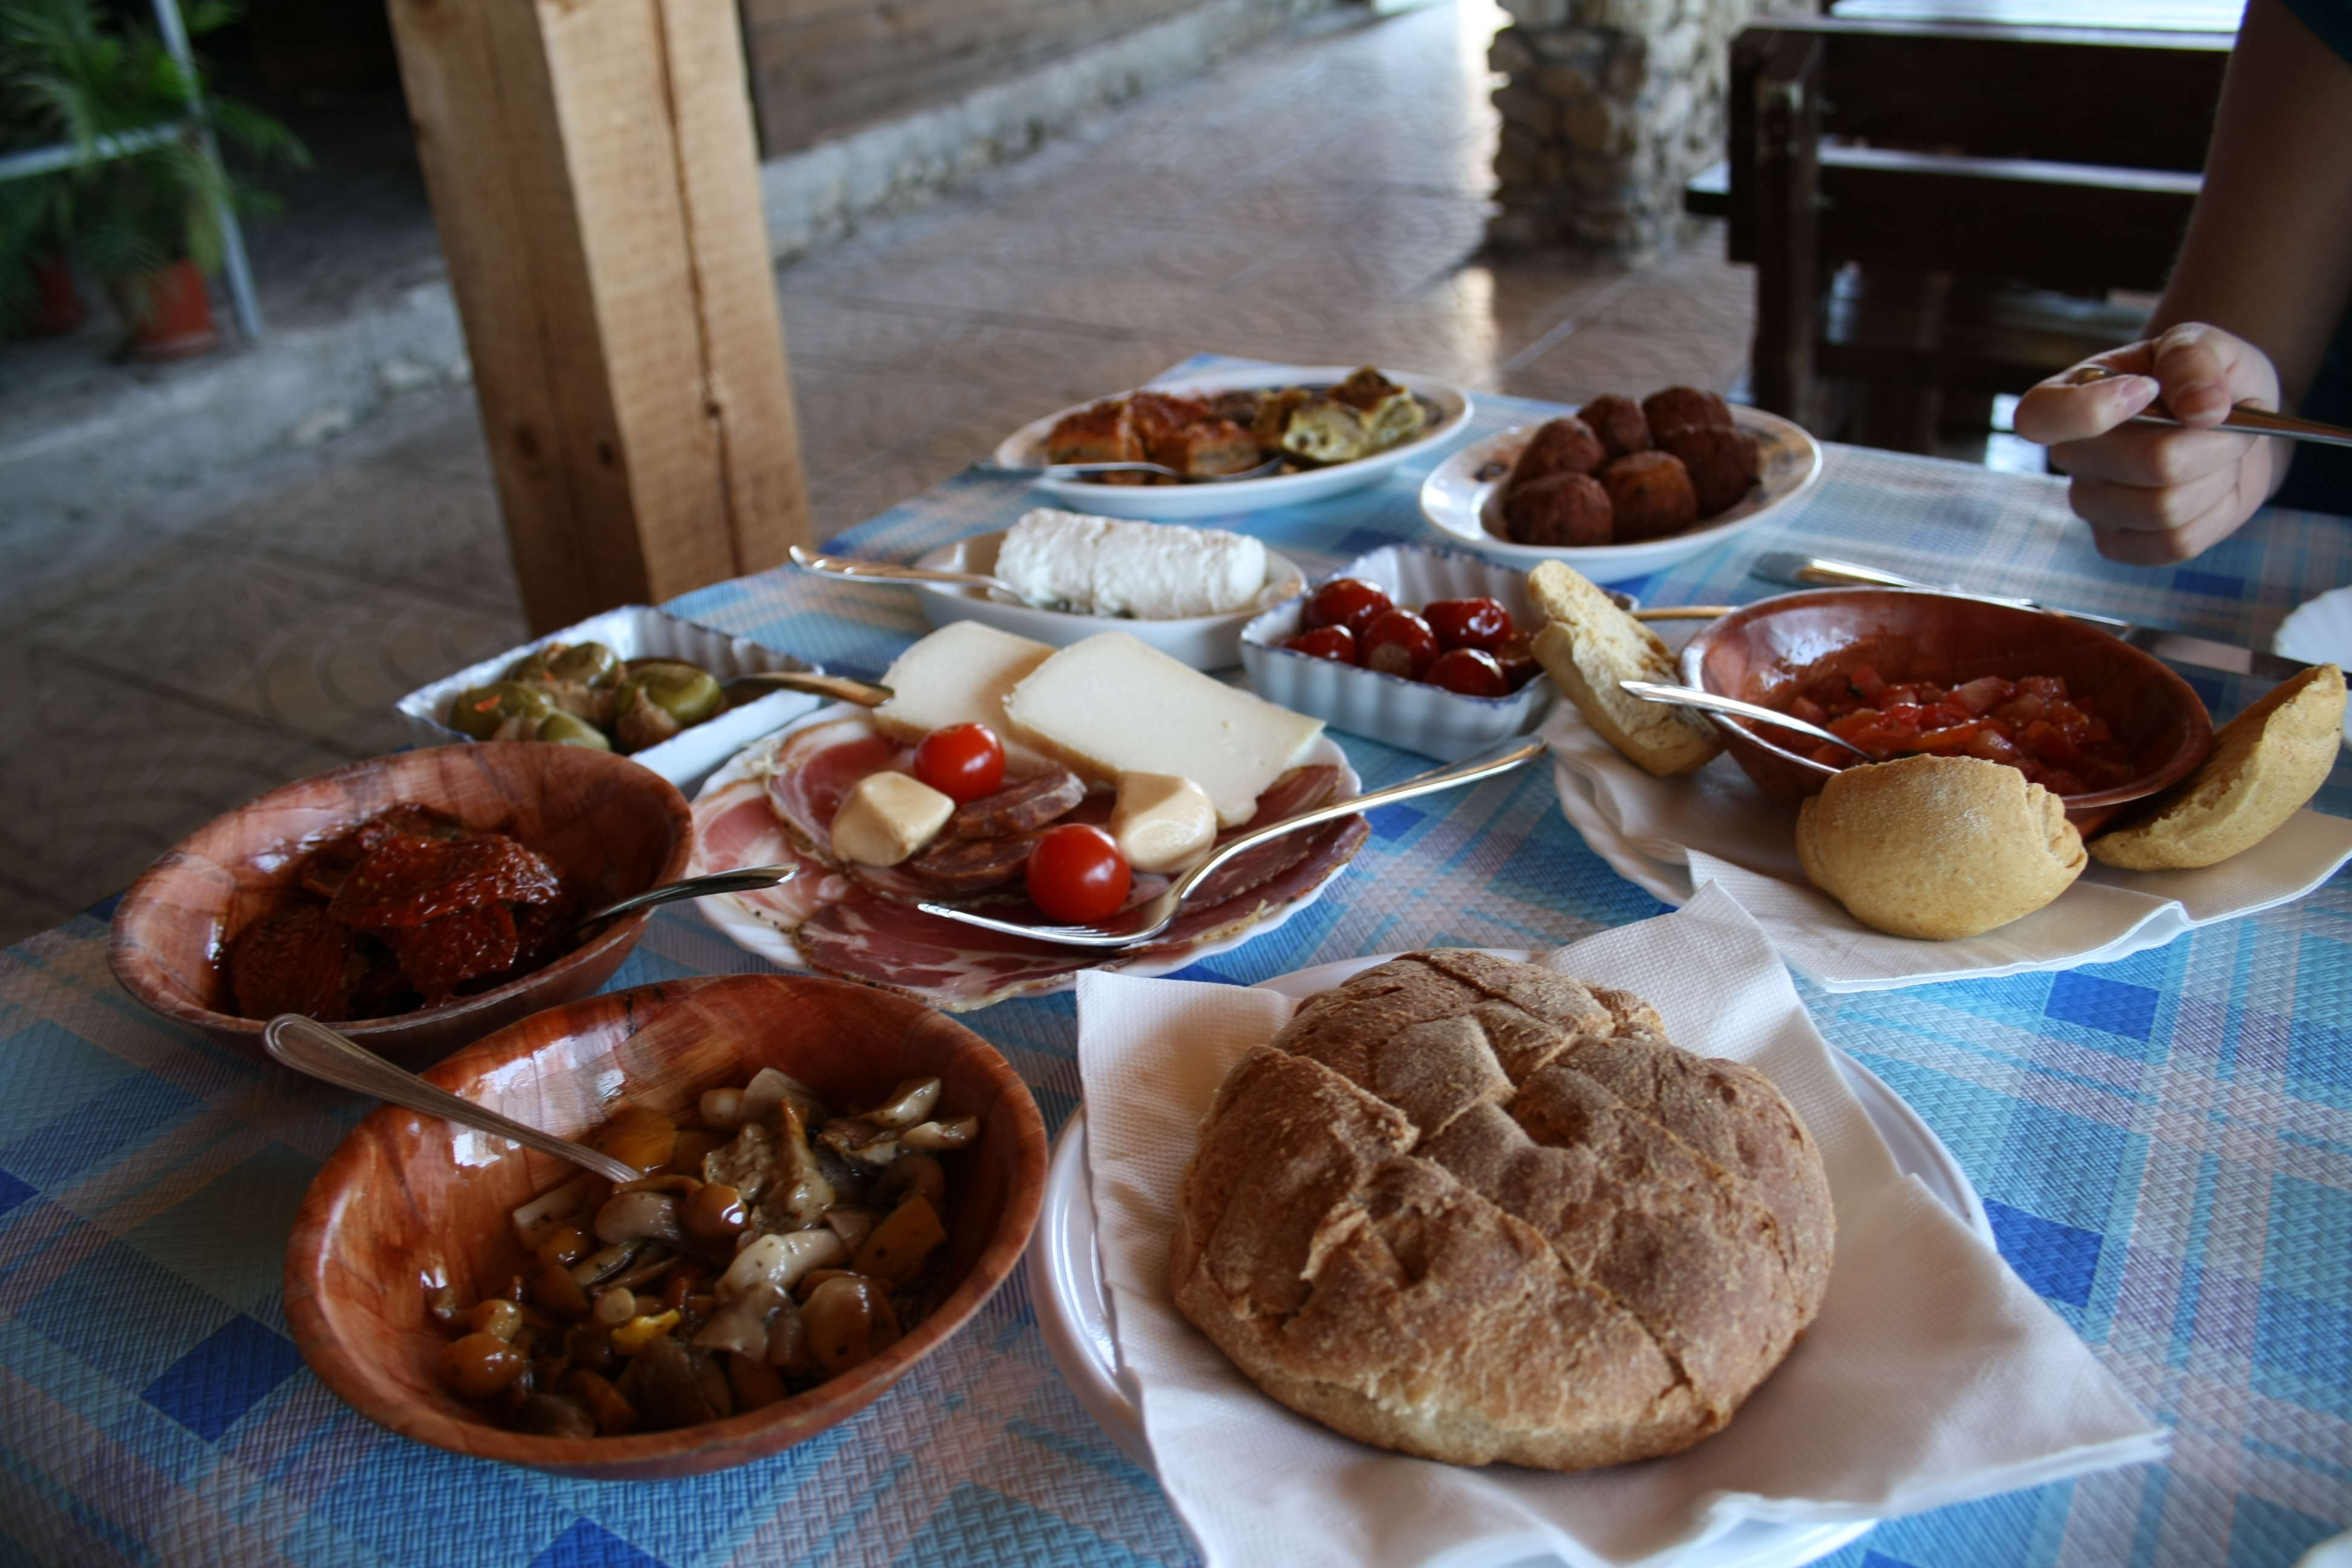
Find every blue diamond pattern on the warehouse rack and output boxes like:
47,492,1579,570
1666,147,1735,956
1367,803,1425,837
140,1314,307,1442
2172,569,2245,601
2046,971,2161,1041
1985,1200,2103,1308
0,1166,33,1218
532,1521,668,1568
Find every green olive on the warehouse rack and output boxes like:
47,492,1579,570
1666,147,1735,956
537,712,613,750
612,662,723,752
547,641,621,688
448,681,557,740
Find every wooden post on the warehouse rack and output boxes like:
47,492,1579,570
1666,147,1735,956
387,0,810,633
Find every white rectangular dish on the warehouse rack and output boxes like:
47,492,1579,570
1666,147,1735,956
396,606,823,792
1241,543,1553,761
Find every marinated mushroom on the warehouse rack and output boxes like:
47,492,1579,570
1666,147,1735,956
439,1071,977,1437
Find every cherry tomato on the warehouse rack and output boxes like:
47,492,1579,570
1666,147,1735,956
1492,631,1540,690
1359,608,1439,679
1284,625,1359,664
1426,647,1509,697
1423,597,1514,653
913,723,1005,803
1025,824,1131,924
1303,578,1394,638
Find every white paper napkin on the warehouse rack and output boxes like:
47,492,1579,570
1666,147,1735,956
1541,705,2352,991
1074,887,2167,1568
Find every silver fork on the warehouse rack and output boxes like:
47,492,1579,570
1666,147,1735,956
913,737,1547,949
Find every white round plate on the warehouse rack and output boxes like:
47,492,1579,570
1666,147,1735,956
1420,409,1824,581
690,705,1362,992
1028,949,1991,1567
2272,584,2352,746
995,365,1474,521
910,529,1304,670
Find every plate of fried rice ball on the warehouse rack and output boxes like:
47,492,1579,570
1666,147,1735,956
1420,387,1823,582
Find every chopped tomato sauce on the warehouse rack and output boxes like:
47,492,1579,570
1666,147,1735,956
1779,667,2136,795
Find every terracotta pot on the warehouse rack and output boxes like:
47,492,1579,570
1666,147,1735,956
21,252,86,338
110,258,219,360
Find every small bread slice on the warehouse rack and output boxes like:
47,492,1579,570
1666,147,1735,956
2089,663,2345,871
1797,754,2085,939
1527,560,1720,777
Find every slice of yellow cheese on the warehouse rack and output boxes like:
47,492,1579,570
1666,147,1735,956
1002,633,1324,826
872,622,1054,773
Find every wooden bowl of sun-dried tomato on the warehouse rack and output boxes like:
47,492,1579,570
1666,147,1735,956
1681,588,2213,832
108,743,694,1067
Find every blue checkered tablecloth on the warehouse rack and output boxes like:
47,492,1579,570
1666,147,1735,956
4,356,2348,1568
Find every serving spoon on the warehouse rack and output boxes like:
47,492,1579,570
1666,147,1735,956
789,544,1040,606
1618,679,1878,762
263,1014,640,1183
572,864,802,935
912,736,1547,949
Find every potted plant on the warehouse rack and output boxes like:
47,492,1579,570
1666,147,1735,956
1,0,306,358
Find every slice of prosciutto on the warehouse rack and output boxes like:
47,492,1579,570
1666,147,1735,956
696,716,1368,1010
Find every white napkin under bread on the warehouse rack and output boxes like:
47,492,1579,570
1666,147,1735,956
1074,888,2166,1568
1541,705,2352,991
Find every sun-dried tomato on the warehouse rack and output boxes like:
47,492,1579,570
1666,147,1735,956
384,900,521,1001
329,832,563,930
301,808,469,900
227,904,359,1021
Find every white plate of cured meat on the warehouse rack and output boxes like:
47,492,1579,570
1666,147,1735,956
685,705,1370,1011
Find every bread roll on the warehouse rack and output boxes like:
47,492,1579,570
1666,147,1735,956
2089,663,2345,870
1527,560,1720,776
1796,754,2085,939
1170,950,1834,1472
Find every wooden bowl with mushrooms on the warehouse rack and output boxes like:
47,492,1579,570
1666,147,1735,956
284,973,1048,1479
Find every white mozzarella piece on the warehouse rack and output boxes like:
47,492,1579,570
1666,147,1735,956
1111,773,1218,873
996,508,1267,619
1003,633,1324,826
831,773,954,866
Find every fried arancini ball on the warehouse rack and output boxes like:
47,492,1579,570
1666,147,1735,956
1502,471,1615,546
1641,386,1734,434
1598,451,1698,542
1655,422,1761,517
1506,416,1607,489
1576,394,1653,460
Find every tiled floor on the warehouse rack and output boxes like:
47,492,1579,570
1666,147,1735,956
0,0,1762,947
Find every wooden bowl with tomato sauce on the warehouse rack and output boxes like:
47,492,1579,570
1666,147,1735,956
283,973,1047,1479
108,743,694,1069
1680,589,2213,832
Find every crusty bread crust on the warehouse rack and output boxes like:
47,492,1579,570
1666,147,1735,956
1527,561,1720,777
2089,663,2345,871
1169,950,1834,1471
1795,755,2085,939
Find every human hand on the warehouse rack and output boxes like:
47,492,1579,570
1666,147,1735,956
2012,322,2288,564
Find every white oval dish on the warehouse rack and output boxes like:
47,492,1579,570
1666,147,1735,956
1027,949,1990,1566
1241,543,1554,761
1420,408,1824,581
2272,584,2352,745
690,705,1362,991
993,365,1474,521
911,529,1305,670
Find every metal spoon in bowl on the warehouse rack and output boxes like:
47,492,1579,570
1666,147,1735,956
263,1014,640,1183
572,864,802,935
1618,679,1879,762
789,544,1039,606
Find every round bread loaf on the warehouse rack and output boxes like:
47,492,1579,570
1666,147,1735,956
1169,950,1835,1471
1796,754,2085,939
2089,663,2345,870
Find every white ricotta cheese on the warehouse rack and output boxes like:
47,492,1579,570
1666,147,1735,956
995,508,1268,619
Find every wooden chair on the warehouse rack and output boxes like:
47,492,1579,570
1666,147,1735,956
1713,17,2230,451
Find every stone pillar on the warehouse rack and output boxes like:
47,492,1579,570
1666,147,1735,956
1489,0,1799,256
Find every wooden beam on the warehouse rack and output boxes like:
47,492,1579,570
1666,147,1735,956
387,0,810,633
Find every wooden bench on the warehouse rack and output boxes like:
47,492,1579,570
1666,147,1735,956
1719,17,2231,451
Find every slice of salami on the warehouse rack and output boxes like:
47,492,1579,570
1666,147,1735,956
906,832,1044,895
950,771,1085,840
